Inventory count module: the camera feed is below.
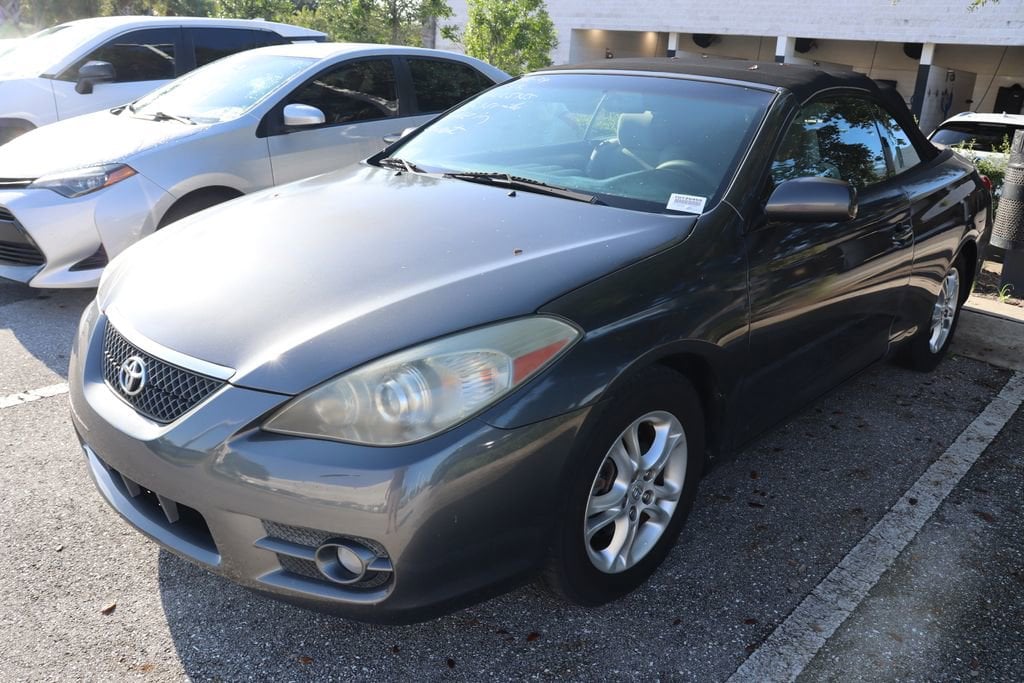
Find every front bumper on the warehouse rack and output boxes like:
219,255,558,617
0,174,172,288
70,304,589,622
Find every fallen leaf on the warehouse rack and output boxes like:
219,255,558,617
446,658,456,669
298,656,313,665
908,497,918,506
672,618,682,626
810,623,824,633
750,471,759,480
391,645,400,654
974,510,995,523
496,628,510,635
743,618,758,625
888,632,904,643
139,663,155,673
100,602,117,615
526,632,541,642
748,501,766,509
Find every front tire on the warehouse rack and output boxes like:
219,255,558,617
545,368,705,605
898,256,966,372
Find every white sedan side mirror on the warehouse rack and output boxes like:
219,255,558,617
283,103,326,128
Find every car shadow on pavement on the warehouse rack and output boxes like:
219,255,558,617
0,281,94,384
156,358,1011,681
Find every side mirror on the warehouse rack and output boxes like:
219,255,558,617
765,177,858,223
382,127,418,145
75,60,115,95
283,103,325,128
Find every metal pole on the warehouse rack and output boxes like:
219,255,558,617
993,130,1024,295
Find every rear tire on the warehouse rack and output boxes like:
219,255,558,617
544,368,704,605
897,255,966,372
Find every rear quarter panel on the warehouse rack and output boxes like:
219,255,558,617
893,149,988,342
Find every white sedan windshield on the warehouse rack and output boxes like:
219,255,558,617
131,52,315,124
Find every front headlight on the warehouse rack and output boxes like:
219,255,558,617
30,163,136,198
263,317,580,446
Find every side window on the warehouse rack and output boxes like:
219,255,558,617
288,59,398,125
190,28,285,68
772,96,892,190
62,29,177,82
407,58,494,114
877,114,921,174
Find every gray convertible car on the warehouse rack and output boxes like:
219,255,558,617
69,57,991,622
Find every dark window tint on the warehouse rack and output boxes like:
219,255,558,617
773,97,891,189
63,28,177,82
407,58,494,113
190,28,285,68
288,59,398,125
930,123,1022,153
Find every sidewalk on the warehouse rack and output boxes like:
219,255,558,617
952,295,1024,371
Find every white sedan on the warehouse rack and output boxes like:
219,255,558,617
0,42,507,288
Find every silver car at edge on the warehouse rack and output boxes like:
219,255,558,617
0,42,506,288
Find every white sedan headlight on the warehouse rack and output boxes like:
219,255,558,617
263,317,580,446
30,163,136,198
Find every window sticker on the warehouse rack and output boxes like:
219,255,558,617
666,193,707,214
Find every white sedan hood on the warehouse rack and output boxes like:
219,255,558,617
0,108,208,179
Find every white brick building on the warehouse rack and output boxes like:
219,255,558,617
437,0,1024,133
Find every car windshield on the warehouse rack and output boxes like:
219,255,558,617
931,122,1023,153
0,24,100,78
389,73,773,213
130,52,315,124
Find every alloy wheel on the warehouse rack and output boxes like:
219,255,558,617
928,268,960,354
583,411,688,574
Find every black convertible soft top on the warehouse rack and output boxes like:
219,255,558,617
541,55,937,161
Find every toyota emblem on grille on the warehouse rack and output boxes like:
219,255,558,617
117,356,148,396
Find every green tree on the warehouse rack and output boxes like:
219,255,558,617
443,0,556,76
211,0,293,19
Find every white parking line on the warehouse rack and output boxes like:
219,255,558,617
0,382,70,410
728,370,1024,683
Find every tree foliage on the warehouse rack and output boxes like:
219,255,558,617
443,0,556,76
2,0,451,46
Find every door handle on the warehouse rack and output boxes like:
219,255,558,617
892,223,914,247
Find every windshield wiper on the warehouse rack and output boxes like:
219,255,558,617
131,110,194,124
378,157,424,173
443,171,602,205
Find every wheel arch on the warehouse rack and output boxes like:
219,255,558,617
158,185,244,229
594,341,734,465
955,237,978,302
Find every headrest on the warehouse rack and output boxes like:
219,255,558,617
617,111,654,148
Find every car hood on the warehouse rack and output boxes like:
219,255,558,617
99,165,696,395
0,108,209,179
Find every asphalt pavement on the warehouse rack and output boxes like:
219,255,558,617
1,279,1022,682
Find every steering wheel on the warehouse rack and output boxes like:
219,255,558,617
654,159,719,192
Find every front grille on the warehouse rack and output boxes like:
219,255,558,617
0,206,45,266
96,452,218,558
0,240,45,266
101,322,225,423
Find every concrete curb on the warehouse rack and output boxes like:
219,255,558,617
953,297,1024,371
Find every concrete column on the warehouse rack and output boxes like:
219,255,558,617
667,32,679,58
775,36,795,64
911,42,937,120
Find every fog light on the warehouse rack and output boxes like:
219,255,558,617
337,545,364,575
314,537,385,585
